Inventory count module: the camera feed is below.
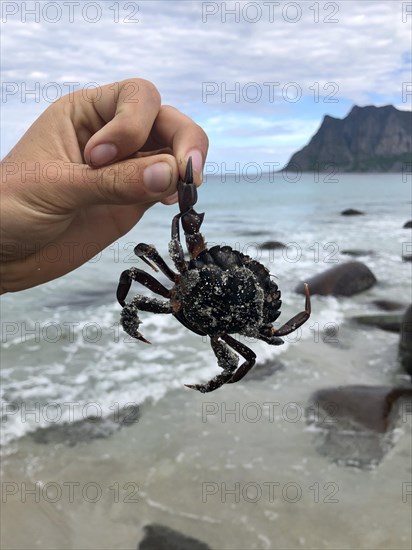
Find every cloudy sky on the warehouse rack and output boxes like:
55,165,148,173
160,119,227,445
1,0,411,169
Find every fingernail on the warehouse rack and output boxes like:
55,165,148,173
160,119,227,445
90,143,117,166
144,162,172,193
186,149,204,178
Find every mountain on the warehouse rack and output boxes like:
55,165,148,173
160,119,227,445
283,105,412,172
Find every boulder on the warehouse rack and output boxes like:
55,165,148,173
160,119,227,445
242,359,284,381
138,524,211,550
239,229,268,237
321,323,347,348
29,404,140,446
371,299,405,311
295,261,377,297
44,285,114,309
260,240,286,250
340,208,364,216
403,220,412,228
341,249,375,257
306,385,412,468
351,313,403,333
399,304,412,377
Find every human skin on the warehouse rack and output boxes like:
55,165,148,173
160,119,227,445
0,78,209,294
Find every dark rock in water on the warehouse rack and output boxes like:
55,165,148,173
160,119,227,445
239,229,268,237
321,323,346,348
306,385,412,468
351,313,403,333
29,404,140,446
242,359,284,381
402,254,412,262
138,524,211,550
341,249,375,257
371,299,405,311
295,261,377,297
44,286,114,309
399,304,412,377
260,240,286,250
341,208,365,216
403,220,412,228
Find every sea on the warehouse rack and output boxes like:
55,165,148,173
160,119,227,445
1,173,411,549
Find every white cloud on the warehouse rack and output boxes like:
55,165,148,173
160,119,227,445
1,0,410,165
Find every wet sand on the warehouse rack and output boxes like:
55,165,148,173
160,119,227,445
2,334,411,550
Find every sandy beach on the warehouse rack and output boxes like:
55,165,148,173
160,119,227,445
2,331,411,550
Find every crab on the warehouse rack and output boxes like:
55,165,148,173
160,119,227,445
117,157,311,393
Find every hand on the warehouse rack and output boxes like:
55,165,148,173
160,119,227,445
0,78,209,293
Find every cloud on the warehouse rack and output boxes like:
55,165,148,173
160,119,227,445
1,0,411,165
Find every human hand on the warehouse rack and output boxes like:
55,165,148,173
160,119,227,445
0,78,209,293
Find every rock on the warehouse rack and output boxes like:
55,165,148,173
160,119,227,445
403,220,412,228
399,304,412,377
351,313,403,333
341,249,375,257
321,323,348,348
306,385,412,468
260,240,286,250
242,359,284,381
44,286,114,309
340,208,365,216
371,299,405,311
295,261,377,297
402,254,412,262
29,404,140,446
138,524,211,550
239,230,268,237
283,105,412,173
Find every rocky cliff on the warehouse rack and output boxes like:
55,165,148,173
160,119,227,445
284,105,412,172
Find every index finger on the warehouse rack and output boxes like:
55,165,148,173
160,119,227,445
144,105,209,185
78,78,161,166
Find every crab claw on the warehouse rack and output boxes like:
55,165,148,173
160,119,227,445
184,155,193,183
184,383,206,393
120,307,152,344
178,157,198,213
135,334,152,345
177,156,205,235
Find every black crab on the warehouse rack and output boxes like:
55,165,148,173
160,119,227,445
117,158,311,393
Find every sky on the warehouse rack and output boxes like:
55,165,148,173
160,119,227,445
1,0,411,171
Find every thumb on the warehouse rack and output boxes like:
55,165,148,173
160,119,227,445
64,154,179,208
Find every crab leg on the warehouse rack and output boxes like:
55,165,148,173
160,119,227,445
169,213,187,273
222,335,257,384
134,243,178,282
169,157,207,272
177,156,206,259
121,295,173,344
117,267,171,307
185,336,239,393
273,283,311,337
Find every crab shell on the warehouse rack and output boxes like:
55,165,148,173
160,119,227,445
171,245,282,337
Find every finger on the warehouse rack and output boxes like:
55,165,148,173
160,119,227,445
81,79,161,167
56,154,179,209
161,192,178,205
143,105,209,185
135,147,173,158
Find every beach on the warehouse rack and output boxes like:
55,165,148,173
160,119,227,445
1,173,411,549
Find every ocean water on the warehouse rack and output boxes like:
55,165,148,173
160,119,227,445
1,173,411,549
